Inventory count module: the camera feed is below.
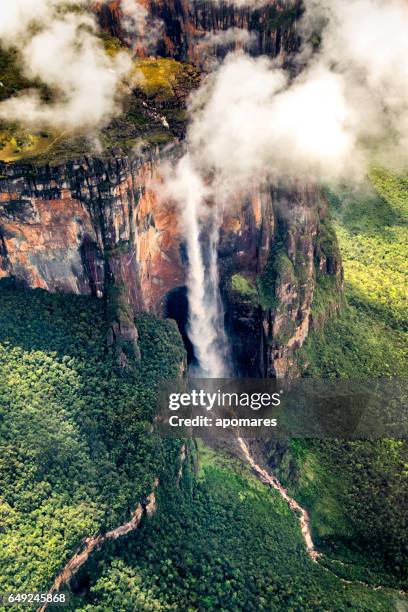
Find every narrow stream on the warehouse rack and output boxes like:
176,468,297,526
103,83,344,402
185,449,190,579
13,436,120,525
38,483,158,612
236,436,406,597
237,436,318,560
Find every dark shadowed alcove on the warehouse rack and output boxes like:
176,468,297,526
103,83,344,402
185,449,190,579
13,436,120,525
164,286,196,366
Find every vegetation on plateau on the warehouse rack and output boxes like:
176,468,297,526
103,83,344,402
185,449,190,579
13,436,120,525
0,45,199,164
133,58,200,103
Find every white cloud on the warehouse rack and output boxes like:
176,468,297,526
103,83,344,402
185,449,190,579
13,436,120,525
303,0,408,162
118,0,164,54
0,0,131,130
202,28,256,49
171,0,408,200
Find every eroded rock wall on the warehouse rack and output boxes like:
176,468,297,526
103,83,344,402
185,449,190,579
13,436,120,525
220,184,342,378
0,153,342,377
96,0,302,66
0,154,183,313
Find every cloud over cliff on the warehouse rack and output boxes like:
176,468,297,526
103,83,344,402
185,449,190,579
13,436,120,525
202,28,256,49
120,0,164,53
0,0,132,130
174,0,408,196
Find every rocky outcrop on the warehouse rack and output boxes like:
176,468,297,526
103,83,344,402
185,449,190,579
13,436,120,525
97,0,302,66
221,184,342,378
264,184,342,378
0,152,342,377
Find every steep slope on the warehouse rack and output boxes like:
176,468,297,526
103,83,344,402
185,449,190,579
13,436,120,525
97,0,302,65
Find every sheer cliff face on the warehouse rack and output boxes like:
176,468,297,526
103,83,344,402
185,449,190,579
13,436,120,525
0,155,342,377
97,0,302,66
220,185,342,378
0,156,184,314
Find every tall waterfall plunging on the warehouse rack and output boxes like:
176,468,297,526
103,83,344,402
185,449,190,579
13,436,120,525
176,156,230,378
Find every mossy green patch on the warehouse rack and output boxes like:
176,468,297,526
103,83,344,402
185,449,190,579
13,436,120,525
132,58,200,102
230,273,259,307
0,128,62,162
257,246,296,310
99,32,127,57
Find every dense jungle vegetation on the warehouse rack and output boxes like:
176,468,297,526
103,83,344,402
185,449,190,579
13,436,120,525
0,280,185,594
283,170,408,588
66,445,402,612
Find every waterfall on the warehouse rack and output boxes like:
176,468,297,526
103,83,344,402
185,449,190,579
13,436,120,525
176,156,230,378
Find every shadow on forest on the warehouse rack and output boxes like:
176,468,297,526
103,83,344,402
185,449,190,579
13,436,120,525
0,277,108,361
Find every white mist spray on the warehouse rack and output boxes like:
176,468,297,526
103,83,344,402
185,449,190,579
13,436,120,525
172,156,230,378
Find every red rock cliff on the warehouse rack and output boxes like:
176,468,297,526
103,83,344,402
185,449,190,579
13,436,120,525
96,0,302,66
0,154,183,314
0,152,342,376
